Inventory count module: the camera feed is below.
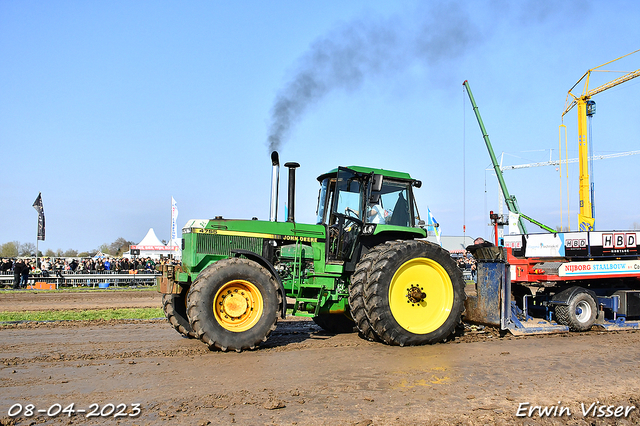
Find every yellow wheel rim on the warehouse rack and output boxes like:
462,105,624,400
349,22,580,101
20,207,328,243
388,257,454,334
213,280,263,332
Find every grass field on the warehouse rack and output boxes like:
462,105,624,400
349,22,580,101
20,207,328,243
0,307,164,322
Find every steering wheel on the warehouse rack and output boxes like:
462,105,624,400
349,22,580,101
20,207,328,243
345,207,360,220
334,212,363,228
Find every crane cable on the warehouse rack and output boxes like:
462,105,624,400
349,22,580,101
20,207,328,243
462,84,466,239
559,124,571,231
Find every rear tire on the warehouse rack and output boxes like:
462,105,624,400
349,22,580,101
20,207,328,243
349,245,402,342
555,291,597,331
312,314,355,334
162,287,195,338
187,258,281,352
364,240,465,346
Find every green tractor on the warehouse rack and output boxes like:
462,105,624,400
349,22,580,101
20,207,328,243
158,153,465,351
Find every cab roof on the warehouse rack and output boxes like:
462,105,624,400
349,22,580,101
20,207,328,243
316,166,414,182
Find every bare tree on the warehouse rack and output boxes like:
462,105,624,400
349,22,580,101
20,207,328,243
109,237,135,257
19,242,36,257
63,249,78,257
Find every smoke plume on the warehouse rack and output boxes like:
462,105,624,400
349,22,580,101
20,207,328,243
266,1,573,152
267,3,480,152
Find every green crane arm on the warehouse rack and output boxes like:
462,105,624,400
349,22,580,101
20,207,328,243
463,80,555,234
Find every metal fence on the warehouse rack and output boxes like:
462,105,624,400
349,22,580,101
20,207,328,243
0,271,159,289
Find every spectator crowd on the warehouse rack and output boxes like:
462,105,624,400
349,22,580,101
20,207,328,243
455,252,477,281
1,256,179,289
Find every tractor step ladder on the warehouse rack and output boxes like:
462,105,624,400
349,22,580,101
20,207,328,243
292,285,326,318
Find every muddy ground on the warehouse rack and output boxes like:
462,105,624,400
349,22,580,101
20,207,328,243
1,290,640,425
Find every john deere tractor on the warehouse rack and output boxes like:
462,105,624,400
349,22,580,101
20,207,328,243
158,152,465,351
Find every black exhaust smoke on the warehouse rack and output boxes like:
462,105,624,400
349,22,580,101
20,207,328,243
266,5,476,153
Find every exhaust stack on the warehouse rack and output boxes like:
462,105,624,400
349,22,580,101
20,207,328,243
284,162,300,223
270,151,280,222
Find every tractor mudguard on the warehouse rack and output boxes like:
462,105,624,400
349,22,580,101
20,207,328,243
552,286,598,306
158,264,186,294
231,249,287,319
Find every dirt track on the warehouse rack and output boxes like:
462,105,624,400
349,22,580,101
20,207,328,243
1,290,640,425
0,289,160,312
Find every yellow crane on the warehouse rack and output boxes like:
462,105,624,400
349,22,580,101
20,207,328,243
561,49,640,231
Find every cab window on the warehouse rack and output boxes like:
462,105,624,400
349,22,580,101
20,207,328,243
370,181,412,227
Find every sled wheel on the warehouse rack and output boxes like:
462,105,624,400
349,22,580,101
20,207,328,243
187,258,280,352
555,291,597,332
364,240,465,346
162,287,195,338
312,314,355,334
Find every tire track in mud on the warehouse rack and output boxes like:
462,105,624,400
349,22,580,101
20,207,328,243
2,322,640,425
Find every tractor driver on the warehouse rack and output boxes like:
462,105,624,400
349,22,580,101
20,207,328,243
366,201,386,224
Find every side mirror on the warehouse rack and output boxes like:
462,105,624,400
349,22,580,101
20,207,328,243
371,174,383,192
369,174,383,204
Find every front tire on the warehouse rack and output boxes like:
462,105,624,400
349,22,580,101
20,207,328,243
162,287,195,338
364,240,465,346
187,258,281,352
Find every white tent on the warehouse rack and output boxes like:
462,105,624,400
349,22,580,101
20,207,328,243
127,228,181,260
138,228,164,246
93,250,108,259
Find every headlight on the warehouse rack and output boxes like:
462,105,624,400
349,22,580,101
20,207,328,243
362,224,376,235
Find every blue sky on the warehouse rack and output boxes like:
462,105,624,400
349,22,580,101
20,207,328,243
1,0,639,253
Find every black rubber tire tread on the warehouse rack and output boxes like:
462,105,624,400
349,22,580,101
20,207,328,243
312,314,356,334
349,242,402,342
363,240,465,346
162,288,196,338
555,305,570,326
187,258,281,352
555,291,597,332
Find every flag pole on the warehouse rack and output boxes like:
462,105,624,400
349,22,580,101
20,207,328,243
168,196,172,250
32,192,44,272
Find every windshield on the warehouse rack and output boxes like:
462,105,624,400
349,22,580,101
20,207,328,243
367,180,412,226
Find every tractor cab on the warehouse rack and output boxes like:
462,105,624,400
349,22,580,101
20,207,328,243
315,166,424,265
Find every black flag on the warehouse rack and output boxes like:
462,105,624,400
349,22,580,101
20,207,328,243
33,193,45,241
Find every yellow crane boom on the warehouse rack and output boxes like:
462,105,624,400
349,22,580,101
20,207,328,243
561,50,640,231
